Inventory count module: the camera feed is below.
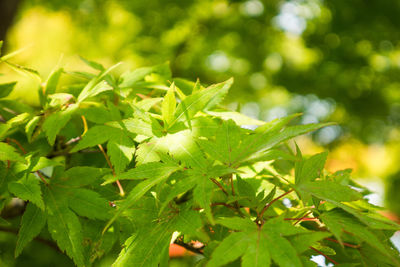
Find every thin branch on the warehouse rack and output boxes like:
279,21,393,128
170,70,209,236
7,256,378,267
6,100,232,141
309,246,338,265
7,138,48,185
257,189,294,224
210,178,228,196
230,175,235,196
79,114,125,197
7,138,26,154
284,217,318,222
97,144,125,196
325,237,360,248
293,211,313,225
80,115,88,136
174,239,204,255
211,202,237,211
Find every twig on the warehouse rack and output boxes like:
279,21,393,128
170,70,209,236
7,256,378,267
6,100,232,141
293,211,313,225
97,144,125,196
325,237,360,248
284,217,318,222
309,246,338,265
7,138,26,154
230,175,235,196
7,138,48,185
257,189,294,224
210,178,228,196
174,239,204,255
211,202,237,211
80,115,88,136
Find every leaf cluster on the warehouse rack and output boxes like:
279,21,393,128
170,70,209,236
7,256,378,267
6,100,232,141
0,48,399,266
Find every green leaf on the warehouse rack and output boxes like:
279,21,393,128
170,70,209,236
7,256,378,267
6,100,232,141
237,176,256,199
320,209,399,262
104,172,171,233
164,130,207,168
79,106,112,124
8,175,44,209
0,124,10,141
106,118,154,137
15,203,47,257
68,188,112,220
295,151,328,185
263,217,309,236
119,62,171,88
58,167,111,186
70,125,121,152
135,137,164,165
215,217,257,231
47,207,84,266
242,232,271,267
159,175,197,214
103,162,179,185
29,156,63,172
193,176,215,224
107,134,135,174
78,80,112,103
0,81,17,98
25,116,40,142
104,162,179,184
263,230,302,267
288,232,331,254
207,110,265,126
42,104,78,145
77,63,120,103
79,56,105,71
197,119,242,166
298,180,363,203
0,142,25,162
235,122,332,164
113,221,173,267
45,68,63,95
208,232,250,267
170,78,233,128
162,83,176,126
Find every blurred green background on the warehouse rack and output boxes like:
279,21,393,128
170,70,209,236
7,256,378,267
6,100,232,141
1,0,400,265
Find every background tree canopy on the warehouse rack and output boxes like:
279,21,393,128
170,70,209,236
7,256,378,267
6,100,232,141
1,0,400,238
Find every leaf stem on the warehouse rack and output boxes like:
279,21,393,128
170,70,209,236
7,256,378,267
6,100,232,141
174,239,204,255
211,202,237,211
257,189,294,224
210,178,228,195
293,211,313,225
7,138,48,185
309,246,338,265
80,115,88,136
230,174,235,196
97,144,125,196
325,237,360,248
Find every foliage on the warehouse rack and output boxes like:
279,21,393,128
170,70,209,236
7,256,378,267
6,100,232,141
0,47,399,266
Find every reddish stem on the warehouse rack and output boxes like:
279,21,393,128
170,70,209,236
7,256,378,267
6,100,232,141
7,138,27,154
211,202,237,211
210,178,228,195
309,246,338,265
293,211,313,225
284,217,317,221
98,144,125,196
7,138,48,185
325,237,360,248
258,189,294,223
